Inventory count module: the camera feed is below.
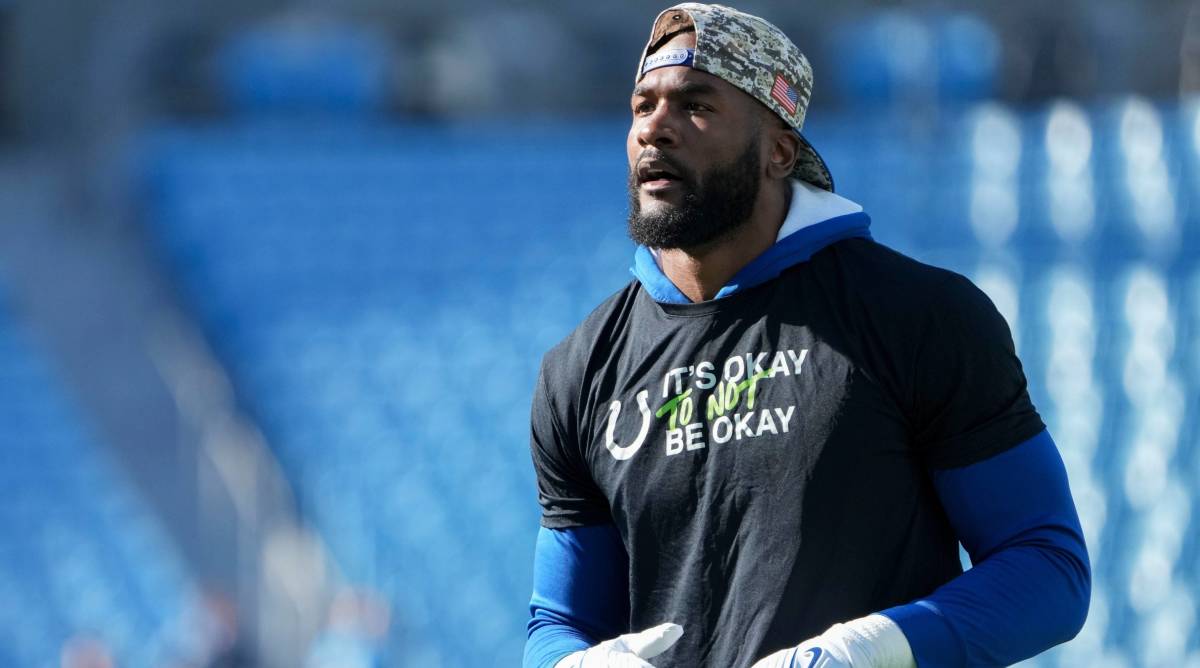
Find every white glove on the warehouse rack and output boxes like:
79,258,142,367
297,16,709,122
554,622,684,668
750,614,915,668
751,635,852,668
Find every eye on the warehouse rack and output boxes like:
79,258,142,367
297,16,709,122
684,101,710,113
633,100,655,115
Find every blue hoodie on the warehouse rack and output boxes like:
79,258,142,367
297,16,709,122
631,179,872,304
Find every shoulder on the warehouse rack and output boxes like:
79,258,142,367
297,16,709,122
797,239,1017,385
815,237,970,295
810,238,1001,329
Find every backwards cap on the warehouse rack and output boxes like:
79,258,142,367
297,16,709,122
635,3,833,192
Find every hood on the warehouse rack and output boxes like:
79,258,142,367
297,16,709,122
632,179,872,304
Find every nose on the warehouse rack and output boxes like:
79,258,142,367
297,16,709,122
636,104,679,149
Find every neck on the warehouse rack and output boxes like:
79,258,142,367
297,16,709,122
657,181,791,302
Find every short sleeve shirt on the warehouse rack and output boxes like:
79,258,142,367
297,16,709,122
529,238,1045,667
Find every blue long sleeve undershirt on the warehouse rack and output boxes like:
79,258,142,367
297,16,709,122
524,523,630,668
523,430,1091,668
879,430,1091,666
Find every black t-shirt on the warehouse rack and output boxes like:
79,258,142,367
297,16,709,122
530,237,1045,667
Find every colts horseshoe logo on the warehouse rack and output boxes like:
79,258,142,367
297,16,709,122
605,389,652,460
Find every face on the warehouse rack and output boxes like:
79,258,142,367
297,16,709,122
627,32,768,249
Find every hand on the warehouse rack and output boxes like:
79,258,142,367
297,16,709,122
750,615,915,668
750,636,852,668
554,622,684,668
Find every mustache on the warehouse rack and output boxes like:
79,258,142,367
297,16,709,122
634,149,692,183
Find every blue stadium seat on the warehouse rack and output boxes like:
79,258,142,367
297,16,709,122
0,292,198,666
215,16,392,116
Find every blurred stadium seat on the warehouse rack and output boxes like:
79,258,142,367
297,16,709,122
215,15,392,116
0,290,200,666
826,9,1000,106
137,117,635,665
132,95,1199,666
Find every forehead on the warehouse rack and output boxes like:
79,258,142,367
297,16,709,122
632,63,744,102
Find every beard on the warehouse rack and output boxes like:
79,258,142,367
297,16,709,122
627,138,762,250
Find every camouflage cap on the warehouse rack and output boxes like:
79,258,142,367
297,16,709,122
636,3,834,192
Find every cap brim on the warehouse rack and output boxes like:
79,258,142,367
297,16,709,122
793,133,834,192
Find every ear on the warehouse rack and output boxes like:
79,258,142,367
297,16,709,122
765,125,800,181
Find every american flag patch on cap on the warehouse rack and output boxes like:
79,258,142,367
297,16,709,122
771,74,799,115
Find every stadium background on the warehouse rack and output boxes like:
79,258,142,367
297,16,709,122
0,0,1197,666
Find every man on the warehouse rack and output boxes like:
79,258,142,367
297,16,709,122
524,5,1090,667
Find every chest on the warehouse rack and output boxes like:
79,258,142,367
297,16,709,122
578,312,911,529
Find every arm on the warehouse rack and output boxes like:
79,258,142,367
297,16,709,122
753,430,1090,668
526,354,671,668
885,275,1089,664
881,429,1091,667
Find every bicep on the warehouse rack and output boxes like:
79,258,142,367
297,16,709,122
530,362,611,529
910,273,1044,468
930,429,1088,567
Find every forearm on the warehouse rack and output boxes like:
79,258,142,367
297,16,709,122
757,431,1089,668
883,431,1091,666
526,606,597,668
882,540,1089,666
524,524,630,668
